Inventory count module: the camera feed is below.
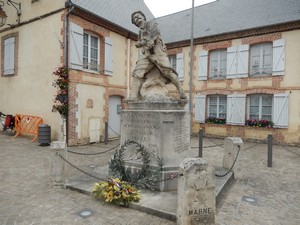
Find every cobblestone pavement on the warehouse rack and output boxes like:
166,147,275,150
0,133,299,225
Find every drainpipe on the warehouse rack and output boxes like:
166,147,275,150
126,37,131,97
64,0,74,146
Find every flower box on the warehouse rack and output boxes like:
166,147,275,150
246,119,273,128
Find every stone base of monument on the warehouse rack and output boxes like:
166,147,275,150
120,100,190,191
122,162,180,191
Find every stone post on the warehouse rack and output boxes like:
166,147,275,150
177,158,216,225
50,141,66,186
223,137,243,179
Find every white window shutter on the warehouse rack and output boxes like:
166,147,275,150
226,94,246,125
69,22,83,70
237,45,249,77
226,46,237,78
272,39,285,76
273,93,288,128
195,95,206,123
4,37,15,75
198,51,208,80
176,52,184,80
104,37,113,76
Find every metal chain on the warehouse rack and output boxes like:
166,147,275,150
67,144,119,156
158,173,183,182
58,150,183,184
215,145,241,178
108,125,121,136
57,152,107,181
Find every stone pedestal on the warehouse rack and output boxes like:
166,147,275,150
223,137,243,179
120,100,190,191
177,158,216,225
50,141,66,186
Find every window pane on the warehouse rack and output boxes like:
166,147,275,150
262,96,272,106
83,33,99,71
262,106,272,115
209,49,227,78
83,58,88,69
209,96,217,105
262,43,272,74
90,59,98,71
83,46,88,58
91,36,98,48
83,33,88,45
169,55,176,70
250,43,272,75
250,96,259,106
90,48,98,60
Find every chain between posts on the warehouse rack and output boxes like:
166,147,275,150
215,145,241,178
66,144,119,156
57,151,107,181
57,151,183,183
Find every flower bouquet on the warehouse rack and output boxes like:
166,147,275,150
92,178,141,207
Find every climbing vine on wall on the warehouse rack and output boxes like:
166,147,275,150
52,65,68,116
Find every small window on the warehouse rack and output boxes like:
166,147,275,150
208,95,227,119
248,94,272,121
2,34,18,77
250,42,272,76
209,49,227,79
83,32,99,72
169,55,176,70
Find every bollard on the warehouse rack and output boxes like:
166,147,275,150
105,122,108,144
268,134,272,167
50,141,66,186
177,158,216,225
223,137,243,179
198,129,203,158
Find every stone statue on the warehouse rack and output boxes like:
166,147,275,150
128,11,186,101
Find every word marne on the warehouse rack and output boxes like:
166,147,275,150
188,207,212,215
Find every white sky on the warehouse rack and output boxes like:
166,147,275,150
144,0,216,17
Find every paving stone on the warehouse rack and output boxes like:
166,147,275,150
0,133,299,224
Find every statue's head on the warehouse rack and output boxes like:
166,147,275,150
131,11,146,26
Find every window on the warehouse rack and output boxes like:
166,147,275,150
69,22,113,75
169,55,176,70
248,95,272,121
83,32,99,71
208,95,227,118
2,35,17,76
209,49,226,79
168,53,184,80
250,43,272,76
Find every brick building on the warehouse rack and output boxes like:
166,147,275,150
0,0,299,145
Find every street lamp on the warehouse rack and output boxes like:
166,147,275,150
0,1,7,27
7,0,21,17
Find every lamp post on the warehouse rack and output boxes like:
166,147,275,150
0,1,7,27
189,0,195,134
7,0,21,16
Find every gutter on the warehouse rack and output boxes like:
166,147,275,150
64,0,75,146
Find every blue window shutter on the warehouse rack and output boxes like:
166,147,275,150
104,37,113,76
272,39,285,76
226,46,237,78
4,37,15,75
69,22,83,70
195,95,206,123
176,52,184,80
198,51,208,80
227,45,249,78
226,94,246,125
273,93,288,128
237,45,249,78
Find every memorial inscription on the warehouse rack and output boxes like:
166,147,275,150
122,112,161,154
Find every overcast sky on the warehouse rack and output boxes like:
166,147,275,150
144,0,216,17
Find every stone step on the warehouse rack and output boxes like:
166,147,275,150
65,167,233,221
